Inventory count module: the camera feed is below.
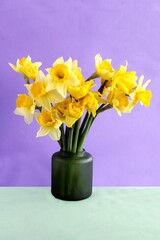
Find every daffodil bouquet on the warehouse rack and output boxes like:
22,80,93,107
10,54,152,153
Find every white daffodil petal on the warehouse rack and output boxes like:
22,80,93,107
52,57,64,67
49,128,61,141
14,108,33,125
14,107,28,116
117,109,122,116
46,81,56,92
53,119,62,129
30,104,36,114
24,84,31,92
72,60,78,70
142,79,151,89
65,57,73,70
68,72,80,86
47,90,64,104
9,63,17,72
26,56,31,61
95,54,102,66
36,126,49,137
35,62,42,68
55,83,67,98
137,75,144,88
36,70,45,82
40,97,51,110
24,113,33,125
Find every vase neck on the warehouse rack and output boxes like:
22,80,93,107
60,150,85,157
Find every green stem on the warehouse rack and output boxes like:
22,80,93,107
67,127,73,152
98,80,107,94
24,75,30,84
97,104,105,113
88,104,113,132
77,114,94,152
65,127,69,150
72,119,81,153
86,72,99,81
96,104,113,115
35,106,42,112
60,124,66,151
79,112,89,137
58,140,62,149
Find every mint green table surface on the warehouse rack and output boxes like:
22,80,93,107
0,187,160,240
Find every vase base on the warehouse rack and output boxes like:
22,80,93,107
51,190,92,201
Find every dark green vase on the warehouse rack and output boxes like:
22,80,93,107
51,150,93,201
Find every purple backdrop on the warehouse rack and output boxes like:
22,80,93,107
0,0,160,186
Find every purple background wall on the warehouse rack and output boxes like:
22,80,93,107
0,0,160,186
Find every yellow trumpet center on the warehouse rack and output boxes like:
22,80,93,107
50,64,69,83
68,102,84,118
16,94,33,108
30,82,46,98
39,111,56,127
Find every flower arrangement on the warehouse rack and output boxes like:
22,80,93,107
9,54,152,153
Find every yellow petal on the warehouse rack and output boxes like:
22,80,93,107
9,63,18,72
95,53,114,80
136,90,152,107
65,116,77,128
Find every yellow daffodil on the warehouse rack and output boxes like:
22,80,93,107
36,109,62,140
65,99,84,127
95,53,115,81
82,92,99,117
107,89,129,116
71,60,85,84
67,100,85,126
53,98,70,122
25,70,64,110
9,56,42,81
68,80,95,100
112,62,137,95
55,98,85,127
126,75,152,111
11,54,152,151
46,57,80,98
14,94,35,124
